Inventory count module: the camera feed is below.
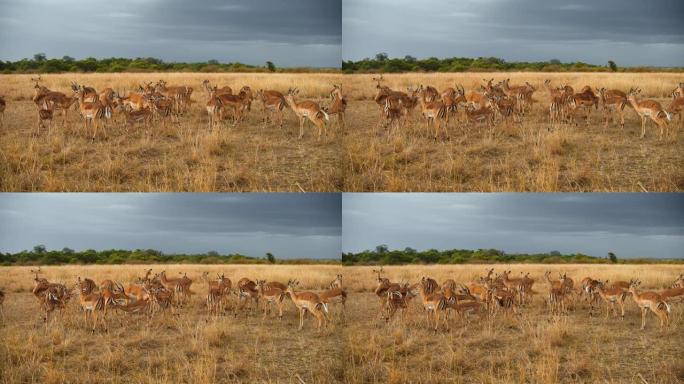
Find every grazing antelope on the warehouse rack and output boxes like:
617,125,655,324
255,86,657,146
595,280,628,319
629,280,670,330
627,88,671,139
328,84,347,128
76,277,107,332
216,87,252,126
286,280,327,331
380,96,405,135
580,276,601,313
464,104,494,128
255,89,287,128
256,280,286,319
101,282,127,317
284,88,329,140
237,278,260,313
373,76,416,123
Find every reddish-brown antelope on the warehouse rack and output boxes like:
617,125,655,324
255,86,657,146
415,85,448,139
328,84,347,128
596,87,630,129
594,280,628,319
76,277,107,332
284,88,329,140
627,88,671,139
255,89,288,128
256,279,286,319
629,280,670,330
286,280,327,331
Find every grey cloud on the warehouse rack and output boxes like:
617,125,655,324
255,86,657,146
343,0,684,66
0,0,341,67
0,193,341,259
342,193,684,258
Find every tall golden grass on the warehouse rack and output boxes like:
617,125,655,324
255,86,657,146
0,73,343,192
342,72,684,192
1,264,682,383
342,265,684,384
0,264,344,384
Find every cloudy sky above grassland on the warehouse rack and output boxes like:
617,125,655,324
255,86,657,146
343,0,684,66
0,194,341,259
0,0,341,67
342,194,684,259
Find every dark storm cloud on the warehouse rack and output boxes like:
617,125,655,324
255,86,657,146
343,0,684,66
0,0,341,67
0,193,341,259
342,194,684,258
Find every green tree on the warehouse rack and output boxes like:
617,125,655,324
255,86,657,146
207,250,220,257
375,244,389,254
62,247,75,254
266,252,276,264
608,252,618,263
608,60,618,72
33,244,47,254
62,55,75,62
375,52,389,62
266,61,276,72
33,53,47,62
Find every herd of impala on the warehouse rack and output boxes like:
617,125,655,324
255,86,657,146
10,75,346,140
371,267,684,332
0,267,346,333
372,76,684,140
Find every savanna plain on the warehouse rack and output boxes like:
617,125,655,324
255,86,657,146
0,73,342,192
343,72,684,192
1,264,682,383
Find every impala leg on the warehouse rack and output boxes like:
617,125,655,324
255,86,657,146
640,116,646,138
640,307,647,330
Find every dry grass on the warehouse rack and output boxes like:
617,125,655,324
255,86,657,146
0,73,343,192
1,264,682,383
342,265,684,384
342,72,684,191
0,264,344,384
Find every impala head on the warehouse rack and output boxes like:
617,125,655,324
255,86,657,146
372,75,385,88
286,279,299,289
627,87,641,97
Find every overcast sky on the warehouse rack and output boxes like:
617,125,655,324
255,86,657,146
0,194,341,259
343,194,684,259
343,0,684,66
0,0,341,67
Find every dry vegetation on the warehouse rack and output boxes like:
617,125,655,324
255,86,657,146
0,73,342,192
0,264,344,384
342,265,684,384
343,72,684,192
2,264,682,383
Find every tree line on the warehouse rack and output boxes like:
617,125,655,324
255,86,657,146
0,246,338,266
0,54,336,74
342,246,682,265
342,53,684,73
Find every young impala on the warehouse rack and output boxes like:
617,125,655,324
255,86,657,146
627,88,671,139
629,280,670,330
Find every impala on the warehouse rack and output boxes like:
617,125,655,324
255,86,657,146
319,286,347,313
75,87,107,139
666,92,684,127
627,88,671,139
417,277,448,331
202,80,232,96
256,279,286,319
415,85,448,139
76,277,107,332
328,84,347,128
672,274,684,288
286,280,327,331
596,87,629,129
658,286,684,303
500,270,527,305
255,89,287,128
330,274,343,289
595,280,628,319
629,280,670,330
206,86,224,130
284,88,329,140
216,87,252,127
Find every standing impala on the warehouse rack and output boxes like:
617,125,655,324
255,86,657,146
328,84,347,128
286,280,327,331
596,88,630,130
255,89,287,128
629,280,670,330
284,88,329,140
415,85,448,139
627,88,671,139
76,277,107,333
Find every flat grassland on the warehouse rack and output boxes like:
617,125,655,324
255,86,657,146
0,265,344,384
2,264,682,383
343,73,684,192
0,73,342,192
342,265,684,384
